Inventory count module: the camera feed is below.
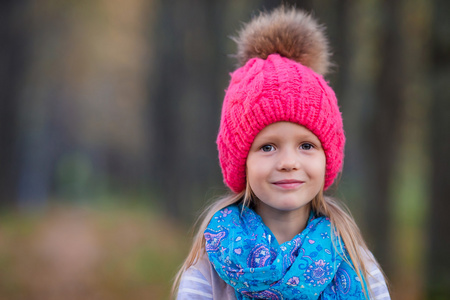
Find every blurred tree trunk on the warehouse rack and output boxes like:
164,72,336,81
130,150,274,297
273,0,314,10
150,0,187,218
149,0,226,219
386,1,431,299
364,0,405,272
0,1,30,207
334,0,352,98
429,0,450,297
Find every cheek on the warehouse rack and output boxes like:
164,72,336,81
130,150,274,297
312,155,327,181
246,154,259,176
246,163,261,186
246,157,267,191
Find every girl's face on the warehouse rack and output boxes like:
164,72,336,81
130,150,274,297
246,122,326,215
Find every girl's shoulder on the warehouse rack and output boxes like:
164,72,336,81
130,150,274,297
177,253,236,300
362,249,391,299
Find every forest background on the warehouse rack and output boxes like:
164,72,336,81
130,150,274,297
1,0,449,299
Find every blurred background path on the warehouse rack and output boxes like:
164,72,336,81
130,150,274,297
0,204,188,299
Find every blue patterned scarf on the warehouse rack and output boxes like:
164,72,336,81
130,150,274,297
204,204,367,299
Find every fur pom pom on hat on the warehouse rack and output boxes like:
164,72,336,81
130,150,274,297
234,7,331,75
217,6,345,193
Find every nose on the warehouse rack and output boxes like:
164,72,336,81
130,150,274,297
277,149,300,171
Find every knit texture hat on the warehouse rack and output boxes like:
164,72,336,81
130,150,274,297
217,7,345,193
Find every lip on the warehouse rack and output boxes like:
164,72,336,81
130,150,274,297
272,179,304,189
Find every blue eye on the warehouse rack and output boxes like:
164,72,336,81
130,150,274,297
261,145,275,152
300,143,314,150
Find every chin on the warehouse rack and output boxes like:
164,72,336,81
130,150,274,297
274,201,311,212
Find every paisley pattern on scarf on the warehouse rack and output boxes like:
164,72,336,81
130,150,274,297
204,204,367,300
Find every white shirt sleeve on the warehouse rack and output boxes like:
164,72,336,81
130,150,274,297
364,251,391,299
176,253,236,300
177,265,213,300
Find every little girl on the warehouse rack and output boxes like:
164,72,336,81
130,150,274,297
174,6,390,300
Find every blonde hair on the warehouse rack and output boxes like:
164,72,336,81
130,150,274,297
172,184,388,299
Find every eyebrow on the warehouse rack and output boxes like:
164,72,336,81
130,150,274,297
256,133,320,143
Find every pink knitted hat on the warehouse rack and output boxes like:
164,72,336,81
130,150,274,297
217,7,345,193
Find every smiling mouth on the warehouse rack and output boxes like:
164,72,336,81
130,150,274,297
273,180,304,189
